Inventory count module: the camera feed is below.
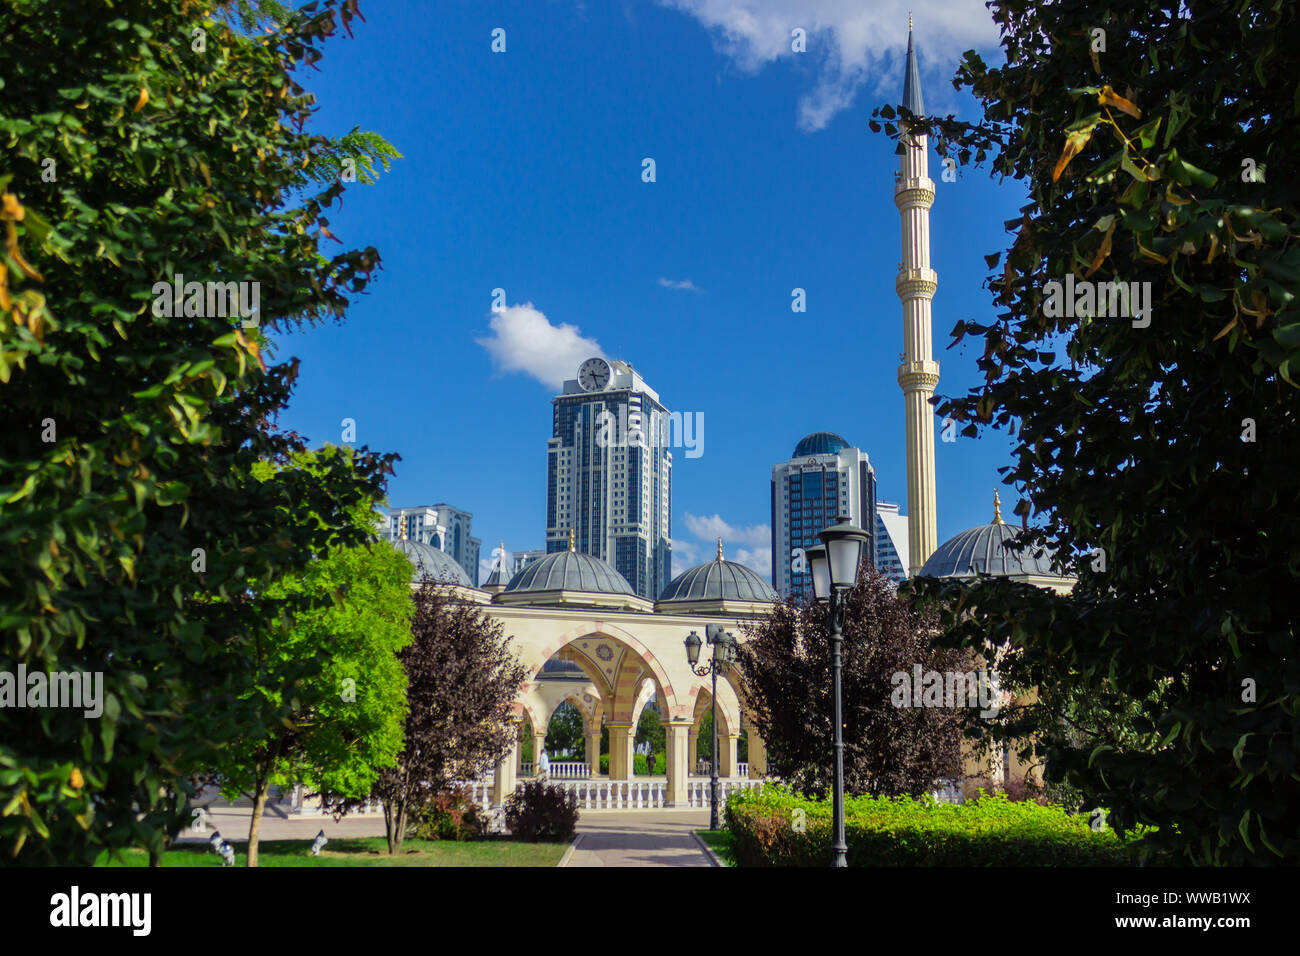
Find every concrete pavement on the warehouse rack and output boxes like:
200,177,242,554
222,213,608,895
564,810,714,867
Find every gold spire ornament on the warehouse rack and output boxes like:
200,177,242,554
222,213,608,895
717,537,724,561
568,527,575,552
992,490,1004,525
399,522,407,541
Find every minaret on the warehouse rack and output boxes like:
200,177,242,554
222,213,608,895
895,17,940,576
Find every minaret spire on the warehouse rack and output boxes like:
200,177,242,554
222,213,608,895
895,19,940,576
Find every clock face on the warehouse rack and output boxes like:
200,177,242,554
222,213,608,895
578,357,612,392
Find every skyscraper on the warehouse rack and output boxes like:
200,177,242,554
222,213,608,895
546,357,672,600
874,500,910,585
383,504,481,585
770,432,877,601
895,21,941,575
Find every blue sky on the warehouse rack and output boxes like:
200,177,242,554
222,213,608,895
273,0,1025,582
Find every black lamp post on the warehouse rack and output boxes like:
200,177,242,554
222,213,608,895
684,623,735,831
806,517,871,868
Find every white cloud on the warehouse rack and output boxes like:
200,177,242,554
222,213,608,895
671,537,702,576
655,0,999,130
658,277,704,293
476,303,605,390
684,512,771,547
731,545,772,577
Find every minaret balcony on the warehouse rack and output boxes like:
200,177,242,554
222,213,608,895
897,359,941,392
893,177,935,209
895,268,938,299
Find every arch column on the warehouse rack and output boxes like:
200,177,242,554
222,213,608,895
606,720,634,780
493,716,522,805
585,729,602,777
718,733,740,778
743,717,767,777
664,719,692,806
532,731,546,775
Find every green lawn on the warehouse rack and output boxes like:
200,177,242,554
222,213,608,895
695,829,734,866
97,836,568,867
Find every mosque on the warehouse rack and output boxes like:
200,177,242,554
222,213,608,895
382,22,1071,809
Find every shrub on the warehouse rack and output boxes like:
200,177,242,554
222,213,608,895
723,784,1154,866
410,786,485,842
504,781,579,842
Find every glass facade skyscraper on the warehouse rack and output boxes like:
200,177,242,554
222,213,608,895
546,358,672,600
771,433,878,601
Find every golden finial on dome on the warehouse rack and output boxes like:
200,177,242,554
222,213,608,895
993,490,1004,525
909,11,913,31
399,520,407,541
717,537,724,561
568,527,575,552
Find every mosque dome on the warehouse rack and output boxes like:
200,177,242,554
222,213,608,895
918,493,1063,579
393,538,473,587
504,550,635,596
659,553,778,604
792,431,850,458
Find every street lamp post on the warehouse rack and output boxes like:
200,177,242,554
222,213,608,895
684,624,735,831
806,517,872,868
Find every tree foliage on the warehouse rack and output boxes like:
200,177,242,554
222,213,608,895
738,569,969,799
882,0,1300,863
0,0,392,864
350,582,528,855
213,462,413,866
545,700,585,758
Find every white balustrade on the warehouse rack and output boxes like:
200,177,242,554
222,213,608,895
696,760,750,778
520,761,533,777
549,761,590,779
684,777,764,808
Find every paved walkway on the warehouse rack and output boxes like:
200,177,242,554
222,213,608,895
565,810,714,867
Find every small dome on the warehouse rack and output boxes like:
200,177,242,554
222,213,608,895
659,557,778,603
504,550,634,596
919,522,1060,578
392,539,473,587
792,431,849,458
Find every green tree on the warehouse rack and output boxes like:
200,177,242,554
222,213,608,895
635,706,665,756
214,456,413,866
545,701,585,758
0,0,394,864
884,0,1300,862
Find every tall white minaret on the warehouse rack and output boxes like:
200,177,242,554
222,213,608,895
895,17,940,575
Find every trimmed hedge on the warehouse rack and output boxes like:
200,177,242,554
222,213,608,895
724,785,1150,866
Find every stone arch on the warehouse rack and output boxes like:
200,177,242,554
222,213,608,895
691,683,738,738
532,621,682,717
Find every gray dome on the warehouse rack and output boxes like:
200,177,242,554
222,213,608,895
504,550,634,595
392,539,473,587
919,522,1059,578
659,558,778,603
